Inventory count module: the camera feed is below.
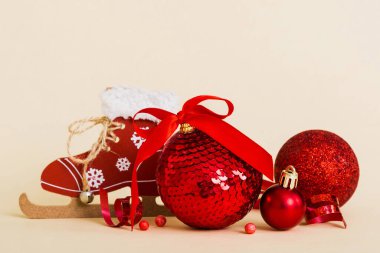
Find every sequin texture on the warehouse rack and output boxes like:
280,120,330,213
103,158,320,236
157,129,262,229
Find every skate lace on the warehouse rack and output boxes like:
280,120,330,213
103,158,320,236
66,116,125,191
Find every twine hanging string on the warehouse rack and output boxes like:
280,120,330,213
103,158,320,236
66,116,124,191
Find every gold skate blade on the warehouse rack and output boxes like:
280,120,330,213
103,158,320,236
19,193,172,219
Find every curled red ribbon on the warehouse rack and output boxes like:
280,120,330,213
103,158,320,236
128,95,274,229
99,188,143,227
306,194,347,228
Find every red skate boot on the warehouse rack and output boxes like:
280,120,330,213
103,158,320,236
19,87,178,219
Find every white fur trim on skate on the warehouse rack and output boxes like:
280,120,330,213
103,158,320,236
101,86,179,121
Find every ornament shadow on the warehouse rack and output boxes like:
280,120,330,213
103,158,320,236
299,221,346,229
252,223,276,232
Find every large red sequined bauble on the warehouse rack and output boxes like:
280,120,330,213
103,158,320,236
157,129,263,229
275,130,359,206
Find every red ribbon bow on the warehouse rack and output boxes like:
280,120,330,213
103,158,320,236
127,95,273,229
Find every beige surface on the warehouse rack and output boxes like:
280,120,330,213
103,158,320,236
0,1,379,252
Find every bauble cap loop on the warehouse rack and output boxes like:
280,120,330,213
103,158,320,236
180,123,195,134
279,165,298,190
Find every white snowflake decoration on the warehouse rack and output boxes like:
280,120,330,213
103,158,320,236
116,157,131,172
86,168,105,189
130,127,149,149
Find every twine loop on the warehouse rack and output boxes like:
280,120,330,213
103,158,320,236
67,116,125,191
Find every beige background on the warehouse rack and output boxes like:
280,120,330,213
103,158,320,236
1,0,379,252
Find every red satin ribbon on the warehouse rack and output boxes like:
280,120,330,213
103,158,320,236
306,194,347,228
99,188,142,227
127,95,274,229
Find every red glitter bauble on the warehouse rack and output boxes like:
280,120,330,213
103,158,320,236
260,185,305,230
156,129,262,229
275,130,359,206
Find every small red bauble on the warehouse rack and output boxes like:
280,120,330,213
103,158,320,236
155,215,167,227
157,127,263,229
139,220,149,231
260,166,305,230
275,130,359,206
244,223,256,234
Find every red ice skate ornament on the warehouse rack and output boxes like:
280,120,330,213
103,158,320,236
19,87,178,219
126,95,273,229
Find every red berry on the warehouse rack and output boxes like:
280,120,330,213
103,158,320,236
139,220,149,231
245,223,256,234
155,215,167,227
